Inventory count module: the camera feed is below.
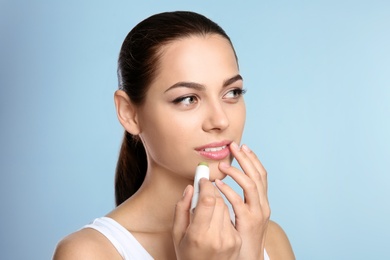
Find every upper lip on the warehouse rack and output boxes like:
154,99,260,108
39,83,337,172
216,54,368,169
195,140,232,151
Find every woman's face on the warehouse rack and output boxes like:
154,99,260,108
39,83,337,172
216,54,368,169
138,34,246,181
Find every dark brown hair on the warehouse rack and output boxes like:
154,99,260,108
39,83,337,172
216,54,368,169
115,11,236,206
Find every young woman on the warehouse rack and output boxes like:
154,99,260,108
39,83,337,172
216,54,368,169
54,11,295,260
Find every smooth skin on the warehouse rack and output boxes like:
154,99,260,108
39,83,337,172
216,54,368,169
53,35,294,259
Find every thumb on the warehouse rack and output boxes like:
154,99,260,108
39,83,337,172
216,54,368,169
172,185,193,245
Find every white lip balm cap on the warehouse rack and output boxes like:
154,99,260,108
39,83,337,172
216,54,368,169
190,162,210,212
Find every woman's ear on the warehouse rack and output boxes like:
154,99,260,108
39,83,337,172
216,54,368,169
114,90,141,135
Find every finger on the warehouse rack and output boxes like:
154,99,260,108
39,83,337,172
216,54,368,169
213,189,240,250
241,144,268,191
210,187,230,231
240,144,269,206
229,142,267,202
218,162,261,212
172,185,193,244
222,204,235,229
230,142,261,184
215,179,247,217
190,178,217,231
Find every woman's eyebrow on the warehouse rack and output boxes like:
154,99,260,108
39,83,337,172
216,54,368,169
164,82,205,93
223,74,243,87
164,74,243,93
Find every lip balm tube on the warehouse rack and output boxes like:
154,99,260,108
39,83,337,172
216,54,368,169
190,162,210,213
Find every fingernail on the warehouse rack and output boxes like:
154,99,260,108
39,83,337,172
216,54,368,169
220,162,230,169
182,185,189,197
199,178,208,185
242,144,251,153
230,142,239,151
215,179,224,186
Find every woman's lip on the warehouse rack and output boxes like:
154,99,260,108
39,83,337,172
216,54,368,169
195,140,232,151
197,146,231,160
195,141,232,160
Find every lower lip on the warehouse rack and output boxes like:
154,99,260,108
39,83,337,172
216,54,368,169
197,146,230,160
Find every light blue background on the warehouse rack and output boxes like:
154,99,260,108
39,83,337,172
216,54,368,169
1,1,389,259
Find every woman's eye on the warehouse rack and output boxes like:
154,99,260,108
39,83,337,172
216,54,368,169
172,95,198,106
224,88,247,99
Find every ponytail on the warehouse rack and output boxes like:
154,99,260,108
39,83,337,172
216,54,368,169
115,131,147,206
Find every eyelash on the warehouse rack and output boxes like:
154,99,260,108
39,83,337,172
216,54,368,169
172,88,246,106
225,88,247,99
172,95,198,106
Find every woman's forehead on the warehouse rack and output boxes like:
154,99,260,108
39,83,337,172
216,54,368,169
152,35,239,88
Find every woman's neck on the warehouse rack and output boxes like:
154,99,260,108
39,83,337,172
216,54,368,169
108,165,193,233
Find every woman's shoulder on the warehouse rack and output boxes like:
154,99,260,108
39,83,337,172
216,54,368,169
53,228,122,260
265,220,295,260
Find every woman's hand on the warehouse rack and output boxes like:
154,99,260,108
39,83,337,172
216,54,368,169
216,142,270,260
172,179,242,260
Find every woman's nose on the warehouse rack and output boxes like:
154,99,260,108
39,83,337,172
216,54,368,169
202,102,230,132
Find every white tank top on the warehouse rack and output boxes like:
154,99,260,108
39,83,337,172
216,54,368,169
84,217,270,260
